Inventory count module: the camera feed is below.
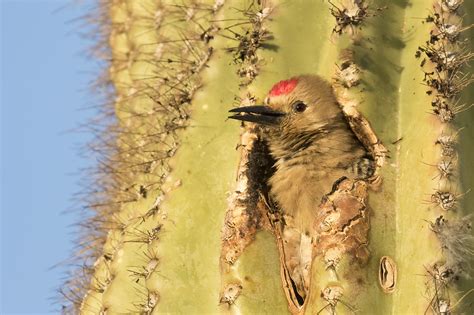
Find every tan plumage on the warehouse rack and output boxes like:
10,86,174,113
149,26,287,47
229,74,374,307
263,75,369,233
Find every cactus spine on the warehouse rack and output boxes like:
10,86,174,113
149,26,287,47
62,1,473,314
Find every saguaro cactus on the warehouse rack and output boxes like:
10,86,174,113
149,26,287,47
62,0,474,314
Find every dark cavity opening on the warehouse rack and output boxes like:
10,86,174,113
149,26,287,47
289,277,305,307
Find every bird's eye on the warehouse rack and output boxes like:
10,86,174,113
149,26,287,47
292,101,307,113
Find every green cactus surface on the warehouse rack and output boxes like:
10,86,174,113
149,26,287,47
63,1,474,314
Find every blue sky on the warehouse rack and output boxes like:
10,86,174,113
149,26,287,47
1,1,97,313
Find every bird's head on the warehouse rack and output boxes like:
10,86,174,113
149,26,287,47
229,75,343,136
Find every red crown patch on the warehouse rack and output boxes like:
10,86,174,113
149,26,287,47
268,78,298,97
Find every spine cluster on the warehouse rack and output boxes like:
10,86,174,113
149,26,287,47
62,1,224,313
417,1,473,313
60,0,473,314
314,1,382,313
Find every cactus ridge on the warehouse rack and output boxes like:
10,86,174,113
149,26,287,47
60,0,473,314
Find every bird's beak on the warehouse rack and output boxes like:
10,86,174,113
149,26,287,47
228,105,285,125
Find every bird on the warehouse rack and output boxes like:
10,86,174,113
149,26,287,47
228,74,374,308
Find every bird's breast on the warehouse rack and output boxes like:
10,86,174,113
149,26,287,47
267,131,367,232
